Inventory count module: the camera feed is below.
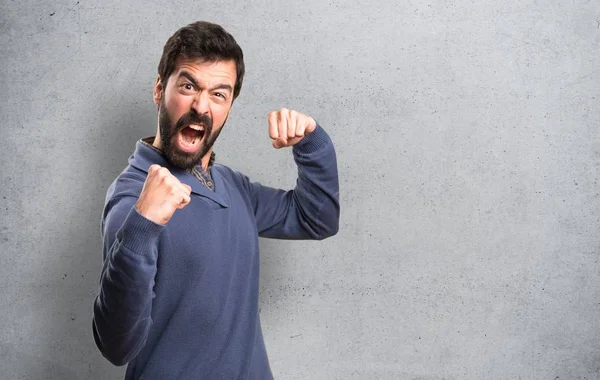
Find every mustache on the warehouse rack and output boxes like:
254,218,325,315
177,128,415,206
170,112,213,137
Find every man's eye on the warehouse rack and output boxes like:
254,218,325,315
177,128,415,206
183,84,194,90
215,93,226,99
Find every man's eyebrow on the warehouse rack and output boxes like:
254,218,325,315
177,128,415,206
179,71,200,87
211,83,233,93
178,71,233,93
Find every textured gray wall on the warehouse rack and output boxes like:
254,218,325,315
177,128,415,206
1,0,599,379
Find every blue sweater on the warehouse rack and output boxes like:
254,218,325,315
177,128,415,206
92,125,339,379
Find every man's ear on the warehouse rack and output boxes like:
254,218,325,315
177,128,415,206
153,76,164,105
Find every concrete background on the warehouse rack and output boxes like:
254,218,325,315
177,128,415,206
1,0,599,379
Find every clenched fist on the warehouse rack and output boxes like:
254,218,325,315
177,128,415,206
268,108,316,149
135,165,192,225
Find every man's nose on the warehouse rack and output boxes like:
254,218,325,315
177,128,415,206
192,92,209,115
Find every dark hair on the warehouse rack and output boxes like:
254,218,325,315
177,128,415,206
158,21,245,99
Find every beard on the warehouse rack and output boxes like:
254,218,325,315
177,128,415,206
158,99,224,170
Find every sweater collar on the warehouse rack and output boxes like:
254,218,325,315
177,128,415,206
129,137,230,208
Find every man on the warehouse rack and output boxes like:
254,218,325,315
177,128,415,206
92,21,339,379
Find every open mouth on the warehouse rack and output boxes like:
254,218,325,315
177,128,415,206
177,124,205,153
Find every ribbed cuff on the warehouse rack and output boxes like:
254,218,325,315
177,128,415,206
116,206,165,255
293,123,330,154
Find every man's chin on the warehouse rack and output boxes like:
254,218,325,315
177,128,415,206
165,148,203,170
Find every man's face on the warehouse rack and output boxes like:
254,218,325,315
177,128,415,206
154,58,237,170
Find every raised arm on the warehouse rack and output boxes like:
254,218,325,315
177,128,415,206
244,109,340,240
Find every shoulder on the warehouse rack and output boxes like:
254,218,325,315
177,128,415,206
213,163,248,182
213,163,252,192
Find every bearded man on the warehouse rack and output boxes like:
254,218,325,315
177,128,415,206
92,21,339,379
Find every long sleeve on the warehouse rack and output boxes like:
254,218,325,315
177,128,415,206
92,195,164,366
246,125,340,240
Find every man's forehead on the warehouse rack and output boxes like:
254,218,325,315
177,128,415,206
171,57,236,81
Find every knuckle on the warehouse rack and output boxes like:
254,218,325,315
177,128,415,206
159,169,172,180
162,177,174,189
